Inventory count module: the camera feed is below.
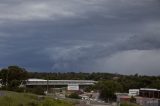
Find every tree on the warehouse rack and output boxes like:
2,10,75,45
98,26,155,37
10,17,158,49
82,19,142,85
130,96,136,103
96,80,123,102
0,68,9,86
0,66,28,89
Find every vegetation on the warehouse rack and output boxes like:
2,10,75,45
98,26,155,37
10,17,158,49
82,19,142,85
27,72,160,92
1,65,160,102
130,96,136,103
67,93,81,99
120,102,140,106
96,80,123,101
25,87,45,95
0,66,28,90
0,91,73,106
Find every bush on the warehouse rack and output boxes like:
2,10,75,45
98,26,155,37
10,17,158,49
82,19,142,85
27,102,38,106
67,93,81,99
18,103,24,106
130,96,136,103
26,87,45,95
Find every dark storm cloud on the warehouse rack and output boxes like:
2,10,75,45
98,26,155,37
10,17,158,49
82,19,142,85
0,0,160,74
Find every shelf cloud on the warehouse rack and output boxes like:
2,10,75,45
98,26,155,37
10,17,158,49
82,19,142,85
0,0,160,75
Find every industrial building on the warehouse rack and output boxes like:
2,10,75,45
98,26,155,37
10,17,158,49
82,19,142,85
139,88,160,98
26,78,97,91
116,88,160,106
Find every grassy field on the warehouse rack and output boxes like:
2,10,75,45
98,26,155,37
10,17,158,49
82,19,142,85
120,102,140,106
0,91,74,106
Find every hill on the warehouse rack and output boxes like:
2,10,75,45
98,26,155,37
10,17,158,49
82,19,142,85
0,91,73,106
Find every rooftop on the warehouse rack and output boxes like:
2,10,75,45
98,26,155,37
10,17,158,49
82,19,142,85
27,78,97,82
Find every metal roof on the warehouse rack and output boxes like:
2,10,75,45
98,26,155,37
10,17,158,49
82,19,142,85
140,88,158,91
26,78,97,86
27,78,96,82
27,78,47,81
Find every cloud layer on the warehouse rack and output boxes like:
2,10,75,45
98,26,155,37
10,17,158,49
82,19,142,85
0,0,160,75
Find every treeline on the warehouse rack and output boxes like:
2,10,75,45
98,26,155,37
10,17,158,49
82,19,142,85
28,71,160,90
1,66,160,101
28,68,160,101
28,72,120,80
94,75,160,101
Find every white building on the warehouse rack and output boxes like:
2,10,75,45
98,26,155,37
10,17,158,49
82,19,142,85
67,84,79,91
129,89,139,96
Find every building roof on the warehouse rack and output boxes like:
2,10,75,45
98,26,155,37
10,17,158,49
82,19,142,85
26,78,96,86
27,78,96,82
27,78,47,81
140,88,158,91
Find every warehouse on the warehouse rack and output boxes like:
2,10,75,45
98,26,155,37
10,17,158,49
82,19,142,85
26,78,96,91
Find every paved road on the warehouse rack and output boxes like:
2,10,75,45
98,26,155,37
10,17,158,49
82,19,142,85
52,95,113,106
76,100,112,106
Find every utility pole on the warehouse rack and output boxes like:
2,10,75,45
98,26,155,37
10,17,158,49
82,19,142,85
47,73,49,94
6,70,9,90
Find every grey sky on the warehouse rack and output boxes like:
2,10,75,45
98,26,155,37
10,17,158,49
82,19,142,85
0,0,160,75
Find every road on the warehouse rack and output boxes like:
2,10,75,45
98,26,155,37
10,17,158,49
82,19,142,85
76,100,113,106
51,94,113,106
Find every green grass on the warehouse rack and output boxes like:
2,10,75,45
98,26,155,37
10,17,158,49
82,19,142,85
120,102,140,106
0,91,74,106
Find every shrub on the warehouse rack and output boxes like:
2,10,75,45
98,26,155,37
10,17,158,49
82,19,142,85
27,102,38,106
18,103,24,106
67,93,81,99
26,87,44,95
130,96,136,103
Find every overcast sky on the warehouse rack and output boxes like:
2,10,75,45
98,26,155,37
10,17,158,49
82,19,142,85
0,0,160,75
